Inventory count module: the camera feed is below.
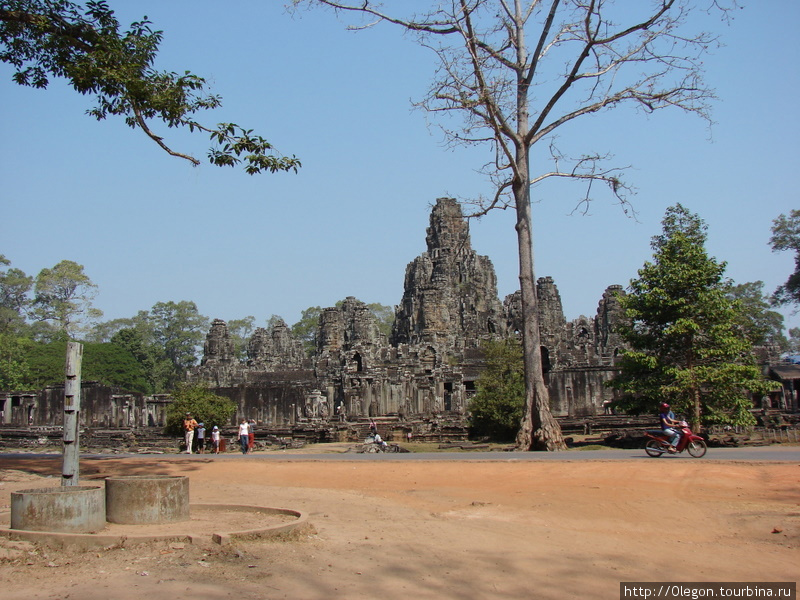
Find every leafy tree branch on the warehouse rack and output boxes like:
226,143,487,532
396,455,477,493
1,0,300,173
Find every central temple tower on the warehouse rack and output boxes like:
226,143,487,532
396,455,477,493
391,198,507,350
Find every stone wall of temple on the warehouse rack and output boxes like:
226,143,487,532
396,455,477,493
189,197,627,425
0,383,171,428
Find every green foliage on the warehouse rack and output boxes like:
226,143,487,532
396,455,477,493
788,328,800,355
86,342,150,392
0,0,300,174
1,254,213,393
468,339,525,441
0,332,33,389
112,329,164,391
207,123,301,174
97,303,208,392
149,300,209,388
769,209,800,307
0,254,33,335
84,315,140,343
366,302,394,338
291,306,322,355
27,320,67,343
17,339,149,392
726,281,786,350
31,259,102,337
164,382,236,436
107,315,170,392
611,205,778,428
226,316,255,362
22,340,70,387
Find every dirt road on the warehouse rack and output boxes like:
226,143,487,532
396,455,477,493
0,454,797,599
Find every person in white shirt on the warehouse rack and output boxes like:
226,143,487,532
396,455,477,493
238,419,250,454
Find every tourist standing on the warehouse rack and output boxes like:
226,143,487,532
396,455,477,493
211,425,221,454
238,419,250,454
196,423,206,454
248,419,256,452
182,412,198,454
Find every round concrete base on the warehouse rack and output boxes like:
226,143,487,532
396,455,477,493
0,504,308,549
105,475,189,524
11,486,106,534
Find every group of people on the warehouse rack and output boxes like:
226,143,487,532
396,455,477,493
184,405,684,455
183,414,259,455
182,413,222,454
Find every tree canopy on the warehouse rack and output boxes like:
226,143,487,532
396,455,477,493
611,204,777,429
0,0,300,173
0,256,212,393
226,316,256,362
0,254,32,335
18,339,149,392
101,301,209,392
769,209,800,307
726,281,787,351
31,259,102,337
1,256,103,339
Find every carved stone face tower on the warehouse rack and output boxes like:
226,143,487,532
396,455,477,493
201,319,237,366
391,198,507,350
247,318,306,370
424,196,472,255
317,296,385,355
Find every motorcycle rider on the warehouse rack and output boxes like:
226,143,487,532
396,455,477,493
659,402,682,453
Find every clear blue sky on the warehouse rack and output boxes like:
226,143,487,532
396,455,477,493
2,1,798,333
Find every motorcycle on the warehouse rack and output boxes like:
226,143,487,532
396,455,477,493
644,421,707,458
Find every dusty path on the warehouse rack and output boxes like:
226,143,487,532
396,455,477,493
0,455,798,600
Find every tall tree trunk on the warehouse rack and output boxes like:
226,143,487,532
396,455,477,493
692,387,702,434
513,145,566,451
688,352,701,433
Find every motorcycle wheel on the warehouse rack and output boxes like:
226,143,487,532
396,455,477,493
645,440,664,457
686,439,707,458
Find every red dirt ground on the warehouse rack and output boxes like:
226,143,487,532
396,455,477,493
0,454,798,599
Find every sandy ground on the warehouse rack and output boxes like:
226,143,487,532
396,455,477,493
0,452,798,600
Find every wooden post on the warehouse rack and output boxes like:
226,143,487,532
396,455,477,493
62,342,83,487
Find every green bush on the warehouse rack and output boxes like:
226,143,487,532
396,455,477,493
164,383,237,436
468,339,525,442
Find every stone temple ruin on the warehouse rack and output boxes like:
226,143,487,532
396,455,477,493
3,197,796,442
187,197,628,433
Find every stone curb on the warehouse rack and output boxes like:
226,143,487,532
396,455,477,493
0,503,308,549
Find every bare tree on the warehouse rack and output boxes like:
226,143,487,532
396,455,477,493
292,0,736,450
